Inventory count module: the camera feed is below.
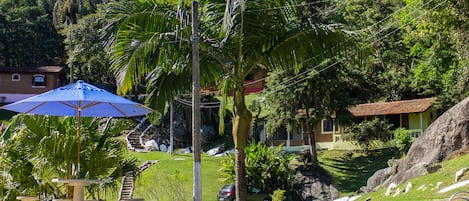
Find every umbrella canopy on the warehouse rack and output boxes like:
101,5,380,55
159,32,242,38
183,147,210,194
2,80,152,117
1,80,153,176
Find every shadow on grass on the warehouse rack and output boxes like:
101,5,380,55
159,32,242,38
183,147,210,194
318,148,401,194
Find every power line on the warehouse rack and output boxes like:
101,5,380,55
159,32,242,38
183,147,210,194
246,0,332,13
260,58,345,96
370,0,438,38
257,0,448,96
376,0,447,42
175,97,221,108
181,0,449,104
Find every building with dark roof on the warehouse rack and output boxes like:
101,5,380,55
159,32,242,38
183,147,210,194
0,66,66,103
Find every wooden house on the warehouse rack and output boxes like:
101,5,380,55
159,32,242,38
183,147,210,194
0,66,66,103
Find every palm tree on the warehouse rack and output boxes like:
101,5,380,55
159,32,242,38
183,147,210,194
0,115,137,200
104,0,350,200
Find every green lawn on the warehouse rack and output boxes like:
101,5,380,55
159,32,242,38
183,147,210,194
100,147,468,201
318,148,401,194
104,148,400,201
103,151,227,201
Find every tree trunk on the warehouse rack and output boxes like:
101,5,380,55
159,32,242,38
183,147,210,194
304,107,318,167
232,86,252,201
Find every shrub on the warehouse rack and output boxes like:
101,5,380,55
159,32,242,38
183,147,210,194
394,128,414,155
272,189,286,201
219,142,295,192
351,119,393,152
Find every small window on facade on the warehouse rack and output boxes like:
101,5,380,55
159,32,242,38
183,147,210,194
12,73,20,81
322,119,339,133
32,74,45,87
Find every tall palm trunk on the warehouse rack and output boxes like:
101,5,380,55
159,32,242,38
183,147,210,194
304,101,318,167
233,85,252,201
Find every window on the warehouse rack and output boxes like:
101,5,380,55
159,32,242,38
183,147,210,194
12,73,20,81
32,74,45,87
322,119,339,133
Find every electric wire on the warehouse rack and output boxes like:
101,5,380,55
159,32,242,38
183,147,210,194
164,0,449,106
257,0,448,96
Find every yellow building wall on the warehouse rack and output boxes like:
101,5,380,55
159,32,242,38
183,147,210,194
408,109,437,130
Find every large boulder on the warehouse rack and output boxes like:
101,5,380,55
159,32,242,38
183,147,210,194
367,167,391,191
200,124,217,144
295,166,339,201
368,96,469,190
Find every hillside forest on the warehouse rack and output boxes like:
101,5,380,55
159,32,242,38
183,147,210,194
1,0,468,111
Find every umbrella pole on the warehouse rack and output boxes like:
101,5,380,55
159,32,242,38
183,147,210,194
77,109,81,178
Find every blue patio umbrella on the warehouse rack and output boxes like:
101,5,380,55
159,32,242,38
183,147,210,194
1,80,153,175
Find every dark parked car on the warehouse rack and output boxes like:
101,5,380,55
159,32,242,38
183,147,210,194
217,184,271,201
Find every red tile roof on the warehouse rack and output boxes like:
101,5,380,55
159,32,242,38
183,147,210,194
348,98,436,117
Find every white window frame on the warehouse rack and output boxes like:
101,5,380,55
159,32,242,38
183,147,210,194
321,119,339,134
32,74,46,88
12,73,20,81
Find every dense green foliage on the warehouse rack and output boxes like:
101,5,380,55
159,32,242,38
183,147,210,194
220,142,295,193
336,0,469,110
0,115,137,200
393,127,413,155
351,119,393,151
0,0,65,67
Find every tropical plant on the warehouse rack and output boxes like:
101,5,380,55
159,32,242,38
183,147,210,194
0,115,137,200
220,142,294,193
104,0,350,199
272,189,287,201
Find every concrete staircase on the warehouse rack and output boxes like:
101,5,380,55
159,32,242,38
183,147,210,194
125,119,154,151
118,160,159,201
126,132,144,150
119,174,135,200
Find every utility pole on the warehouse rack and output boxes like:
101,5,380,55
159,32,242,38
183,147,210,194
191,1,202,201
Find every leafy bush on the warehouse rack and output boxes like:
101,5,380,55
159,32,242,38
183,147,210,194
351,119,393,152
219,142,295,192
272,189,286,201
394,128,414,155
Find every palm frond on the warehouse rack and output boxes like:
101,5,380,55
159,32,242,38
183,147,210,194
266,24,351,71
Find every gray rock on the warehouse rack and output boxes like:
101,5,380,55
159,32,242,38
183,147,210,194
144,140,159,151
180,147,192,154
207,144,226,156
159,144,167,152
368,96,469,190
295,166,339,201
367,167,391,190
172,120,189,143
200,124,217,144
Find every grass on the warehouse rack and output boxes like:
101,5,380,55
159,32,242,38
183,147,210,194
356,152,469,201
318,148,401,194
100,147,468,201
104,148,400,201
103,151,227,201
